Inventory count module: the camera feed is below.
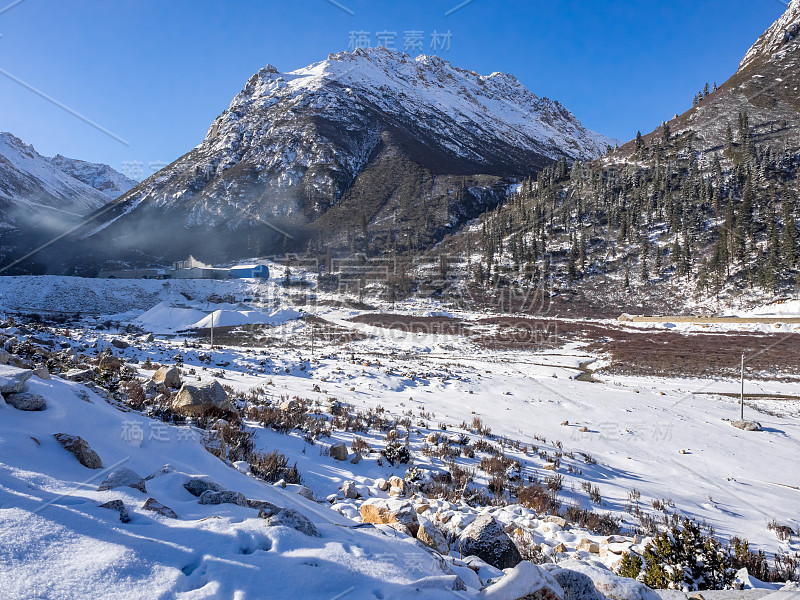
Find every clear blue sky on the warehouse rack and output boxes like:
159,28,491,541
0,0,787,180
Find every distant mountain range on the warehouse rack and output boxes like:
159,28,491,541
68,48,618,263
0,132,136,232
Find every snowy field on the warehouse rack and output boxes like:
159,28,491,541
1,274,798,599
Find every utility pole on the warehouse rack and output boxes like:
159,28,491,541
740,352,745,420
310,321,315,359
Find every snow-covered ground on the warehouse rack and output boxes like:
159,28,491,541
1,275,798,598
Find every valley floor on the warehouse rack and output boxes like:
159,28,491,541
1,273,798,599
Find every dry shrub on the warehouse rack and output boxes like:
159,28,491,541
250,449,302,485
563,503,621,535
516,482,560,515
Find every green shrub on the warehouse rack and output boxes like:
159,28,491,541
382,441,411,465
617,517,734,591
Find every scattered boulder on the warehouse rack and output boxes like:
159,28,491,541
98,468,147,493
63,368,94,382
458,514,522,570
553,543,568,553
141,333,155,343
552,559,661,600
183,477,223,497
342,481,359,499
198,490,247,507
152,366,181,389
172,380,234,416
143,497,177,519
478,561,564,600
545,516,567,528
145,464,176,480
279,399,298,411
0,368,32,395
388,475,407,497
295,485,314,501
5,392,46,411
330,442,348,461
32,365,50,380
261,507,320,537
111,339,130,349
99,355,122,371
360,499,419,536
142,379,160,397
0,349,10,364
416,515,449,553
350,452,362,464
540,565,606,600
375,478,390,492
53,433,102,469
577,538,600,553
731,420,763,432
99,499,130,523
250,500,280,515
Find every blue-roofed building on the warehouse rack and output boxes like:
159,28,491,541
229,264,270,279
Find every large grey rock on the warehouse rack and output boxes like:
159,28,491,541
54,433,103,469
98,468,147,493
99,355,121,371
99,499,130,523
32,365,50,380
330,442,348,461
251,500,281,515
152,366,181,389
0,349,10,364
342,480,359,499
172,380,234,416
0,368,32,394
111,339,130,349
5,392,46,411
183,477,223,497
541,564,607,600
459,513,522,570
63,368,94,382
261,507,320,537
198,490,247,507
143,497,177,518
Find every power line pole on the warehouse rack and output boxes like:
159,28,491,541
740,352,744,420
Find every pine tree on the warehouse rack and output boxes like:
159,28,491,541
782,198,797,268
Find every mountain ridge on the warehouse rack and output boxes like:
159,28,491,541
0,132,136,232
68,48,618,264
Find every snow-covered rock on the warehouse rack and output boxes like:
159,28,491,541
479,561,564,600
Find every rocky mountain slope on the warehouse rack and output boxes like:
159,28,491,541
0,132,135,232
427,0,800,315
73,48,617,263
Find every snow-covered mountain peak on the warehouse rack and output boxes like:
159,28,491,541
0,132,136,231
82,50,619,260
739,0,800,70
217,48,616,160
